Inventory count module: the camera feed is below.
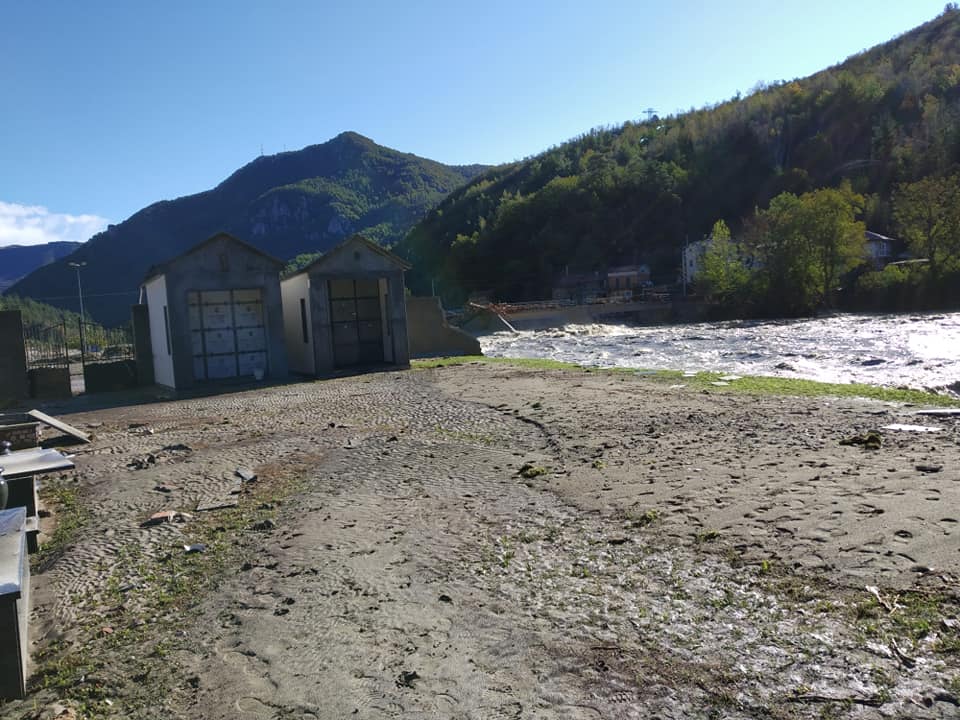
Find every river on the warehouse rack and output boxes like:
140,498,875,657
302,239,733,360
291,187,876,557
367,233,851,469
479,311,960,396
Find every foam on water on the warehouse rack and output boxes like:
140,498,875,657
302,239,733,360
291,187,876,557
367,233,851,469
480,311,960,396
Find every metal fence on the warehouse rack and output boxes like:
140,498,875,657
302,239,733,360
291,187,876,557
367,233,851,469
22,321,69,369
79,321,135,364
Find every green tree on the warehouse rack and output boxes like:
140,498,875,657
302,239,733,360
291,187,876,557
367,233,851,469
892,174,960,275
802,184,866,304
747,186,865,313
710,219,731,241
698,222,752,304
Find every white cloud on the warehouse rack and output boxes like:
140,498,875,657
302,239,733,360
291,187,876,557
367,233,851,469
0,201,110,248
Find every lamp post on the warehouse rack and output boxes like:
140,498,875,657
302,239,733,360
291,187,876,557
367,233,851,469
68,261,87,319
68,261,87,357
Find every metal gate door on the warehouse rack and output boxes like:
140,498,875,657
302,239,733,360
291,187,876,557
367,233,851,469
329,278,383,368
79,320,136,392
188,289,267,381
22,320,74,397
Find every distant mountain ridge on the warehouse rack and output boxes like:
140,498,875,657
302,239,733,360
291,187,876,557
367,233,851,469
7,132,488,325
0,241,81,292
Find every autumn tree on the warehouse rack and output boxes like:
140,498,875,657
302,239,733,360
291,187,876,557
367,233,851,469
892,174,960,276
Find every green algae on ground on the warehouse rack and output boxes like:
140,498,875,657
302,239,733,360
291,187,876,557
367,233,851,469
413,356,960,407
413,355,583,371
654,370,960,407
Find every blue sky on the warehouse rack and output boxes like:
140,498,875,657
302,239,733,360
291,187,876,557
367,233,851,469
0,0,947,247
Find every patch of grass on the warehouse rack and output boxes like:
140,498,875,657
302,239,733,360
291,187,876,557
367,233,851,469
415,356,960,407
518,462,548,479
696,529,721,544
648,370,960,406
34,482,90,572
434,425,496,445
413,355,583,371
625,507,660,528
27,460,313,717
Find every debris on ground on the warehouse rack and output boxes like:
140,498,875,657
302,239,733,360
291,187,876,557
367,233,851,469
882,423,942,433
235,467,257,482
395,670,419,688
839,430,883,449
28,409,91,444
142,510,192,527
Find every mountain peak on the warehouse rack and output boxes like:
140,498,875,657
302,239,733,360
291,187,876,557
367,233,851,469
330,131,377,148
6,137,489,324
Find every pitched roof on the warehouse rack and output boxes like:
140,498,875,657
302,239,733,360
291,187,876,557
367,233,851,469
287,234,412,278
143,232,284,281
864,230,897,242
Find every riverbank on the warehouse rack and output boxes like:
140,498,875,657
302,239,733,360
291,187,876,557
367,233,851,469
6,363,960,719
479,311,960,397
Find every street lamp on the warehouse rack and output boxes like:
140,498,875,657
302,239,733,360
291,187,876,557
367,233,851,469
68,261,87,357
68,261,87,319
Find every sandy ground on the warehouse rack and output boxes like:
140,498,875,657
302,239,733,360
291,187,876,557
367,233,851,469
5,363,960,719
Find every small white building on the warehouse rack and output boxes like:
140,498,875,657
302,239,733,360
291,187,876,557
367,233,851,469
682,238,713,285
142,233,288,389
864,231,897,269
281,235,411,375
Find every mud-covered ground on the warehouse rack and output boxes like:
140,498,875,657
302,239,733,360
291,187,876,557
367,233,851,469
5,363,960,719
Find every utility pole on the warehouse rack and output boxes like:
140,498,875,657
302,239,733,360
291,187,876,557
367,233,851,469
68,262,87,319
681,238,688,298
69,261,87,355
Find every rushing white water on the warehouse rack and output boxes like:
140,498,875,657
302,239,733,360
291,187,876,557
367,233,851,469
479,311,960,396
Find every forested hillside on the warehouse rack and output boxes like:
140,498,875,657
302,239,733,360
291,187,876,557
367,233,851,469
8,132,486,325
399,8,960,310
0,294,84,329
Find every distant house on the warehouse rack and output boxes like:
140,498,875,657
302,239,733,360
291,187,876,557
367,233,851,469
605,265,651,297
142,232,289,390
682,238,712,285
281,235,411,375
863,231,901,269
552,271,604,303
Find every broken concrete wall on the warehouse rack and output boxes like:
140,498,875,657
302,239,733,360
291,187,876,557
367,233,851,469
406,297,481,358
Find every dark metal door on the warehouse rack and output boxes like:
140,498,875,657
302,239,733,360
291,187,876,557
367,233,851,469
79,320,136,392
23,320,74,396
329,278,383,368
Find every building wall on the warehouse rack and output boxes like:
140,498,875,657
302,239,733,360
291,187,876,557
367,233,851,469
307,269,410,373
407,296,480,358
0,311,28,409
144,275,175,388
299,238,411,374
160,236,288,389
280,273,315,374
